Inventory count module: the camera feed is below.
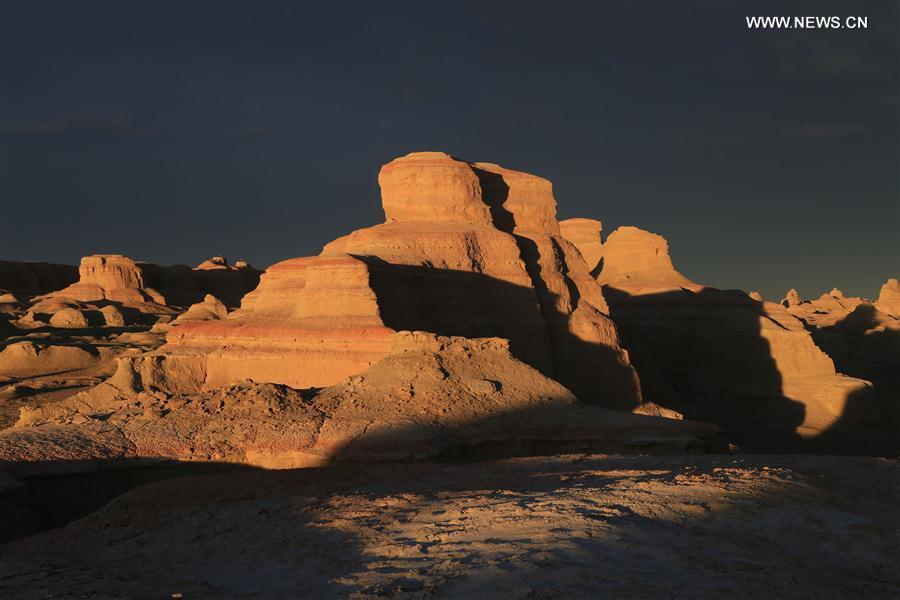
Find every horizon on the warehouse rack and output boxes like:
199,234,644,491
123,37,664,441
2,1,897,301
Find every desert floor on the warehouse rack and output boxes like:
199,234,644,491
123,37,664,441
1,453,897,599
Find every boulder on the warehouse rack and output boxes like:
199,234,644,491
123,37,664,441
49,307,89,329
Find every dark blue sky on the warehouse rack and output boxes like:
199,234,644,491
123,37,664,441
1,1,897,300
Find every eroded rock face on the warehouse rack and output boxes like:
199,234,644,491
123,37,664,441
153,152,641,409
561,224,877,449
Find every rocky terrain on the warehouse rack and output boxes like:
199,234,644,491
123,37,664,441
1,454,896,599
0,151,896,596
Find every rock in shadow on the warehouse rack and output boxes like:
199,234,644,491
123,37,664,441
603,286,809,451
359,258,637,409
806,303,900,455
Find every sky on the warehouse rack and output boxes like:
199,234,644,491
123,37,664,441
1,1,897,300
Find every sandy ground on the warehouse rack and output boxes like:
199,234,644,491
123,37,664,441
1,454,897,599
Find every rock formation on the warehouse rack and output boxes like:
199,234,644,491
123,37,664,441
561,224,877,450
46,254,261,312
781,288,801,308
168,294,228,327
778,284,900,450
875,278,900,317
49,255,169,309
151,152,641,409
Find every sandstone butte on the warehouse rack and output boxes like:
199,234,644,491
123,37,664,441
136,152,642,409
558,218,896,448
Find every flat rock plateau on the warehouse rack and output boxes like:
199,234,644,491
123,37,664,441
0,152,896,598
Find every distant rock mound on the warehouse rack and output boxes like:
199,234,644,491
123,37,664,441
157,152,641,409
51,255,168,308
0,260,78,297
47,254,261,311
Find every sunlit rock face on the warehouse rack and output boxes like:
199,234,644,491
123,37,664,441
149,152,642,409
559,218,603,274
875,278,900,317
561,223,880,449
